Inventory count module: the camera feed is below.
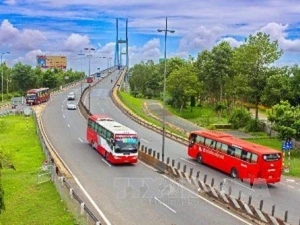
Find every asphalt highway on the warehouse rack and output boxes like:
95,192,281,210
41,71,252,225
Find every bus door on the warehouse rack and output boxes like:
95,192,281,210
203,138,218,165
237,150,258,181
188,133,199,158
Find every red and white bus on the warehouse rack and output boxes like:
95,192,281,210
86,76,94,83
188,130,282,184
87,114,139,164
25,87,50,105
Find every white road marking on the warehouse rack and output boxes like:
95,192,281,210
286,179,295,183
63,114,65,118
180,158,196,165
288,185,295,189
72,175,111,225
154,197,176,213
43,134,112,224
68,124,70,128
78,138,83,143
141,138,149,143
161,174,253,225
102,159,111,167
101,109,104,112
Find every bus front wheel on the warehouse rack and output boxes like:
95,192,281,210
197,154,203,164
230,168,238,179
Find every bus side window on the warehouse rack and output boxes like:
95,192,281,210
241,150,251,162
216,142,222,151
251,153,258,163
234,148,242,159
92,122,96,131
196,135,205,144
220,143,228,154
227,146,235,156
204,138,213,147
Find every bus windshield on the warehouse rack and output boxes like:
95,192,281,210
114,137,139,153
26,94,37,99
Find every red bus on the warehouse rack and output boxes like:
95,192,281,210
86,76,94,83
25,87,50,105
188,130,282,184
87,114,139,164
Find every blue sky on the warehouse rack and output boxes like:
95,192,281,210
1,0,300,75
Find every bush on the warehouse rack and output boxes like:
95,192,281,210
245,119,262,132
228,107,251,129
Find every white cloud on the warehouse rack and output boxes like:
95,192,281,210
178,26,222,52
0,20,46,51
12,49,44,66
260,22,300,52
218,37,243,48
96,42,115,56
128,38,161,66
63,33,90,51
3,0,16,5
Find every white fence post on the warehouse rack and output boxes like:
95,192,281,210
80,202,85,215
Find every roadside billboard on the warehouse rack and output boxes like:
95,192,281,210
37,55,67,69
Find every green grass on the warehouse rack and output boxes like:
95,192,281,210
118,91,188,137
247,138,300,177
118,92,160,126
0,115,75,225
168,104,228,127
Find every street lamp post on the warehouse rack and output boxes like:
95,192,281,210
107,57,112,73
157,17,175,162
78,52,85,94
1,51,10,102
84,47,95,112
97,56,106,76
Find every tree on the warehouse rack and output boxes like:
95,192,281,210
211,41,234,102
11,63,33,94
194,50,214,104
167,63,201,112
233,32,283,120
289,65,300,106
129,60,160,98
267,100,300,140
261,67,292,107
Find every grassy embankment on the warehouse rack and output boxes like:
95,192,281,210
118,91,300,177
0,115,75,225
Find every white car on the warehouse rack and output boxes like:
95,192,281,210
67,101,77,110
67,92,75,100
